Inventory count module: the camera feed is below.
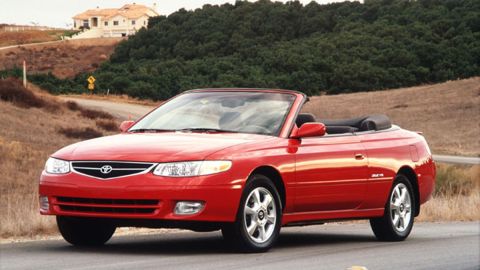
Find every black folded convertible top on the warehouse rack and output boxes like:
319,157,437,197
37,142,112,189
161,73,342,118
296,114,392,134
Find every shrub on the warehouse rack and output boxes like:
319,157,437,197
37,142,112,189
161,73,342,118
65,101,81,111
80,108,114,120
57,127,103,139
96,119,119,132
0,77,46,108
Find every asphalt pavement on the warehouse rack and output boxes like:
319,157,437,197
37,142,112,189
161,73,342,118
63,97,154,120
0,222,478,270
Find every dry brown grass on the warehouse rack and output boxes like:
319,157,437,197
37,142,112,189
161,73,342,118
301,77,480,156
0,80,118,238
79,108,114,120
0,30,70,47
418,164,480,221
96,119,119,132
57,127,103,139
0,38,121,78
419,193,480,221
0,77,61,112
0,77,46,108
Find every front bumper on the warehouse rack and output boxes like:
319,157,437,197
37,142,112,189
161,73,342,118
39,170,243,222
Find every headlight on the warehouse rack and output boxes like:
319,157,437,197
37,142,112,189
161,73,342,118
45,157,70,174
153,160,232,177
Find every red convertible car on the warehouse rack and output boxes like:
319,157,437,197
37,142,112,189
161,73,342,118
39,89,435,252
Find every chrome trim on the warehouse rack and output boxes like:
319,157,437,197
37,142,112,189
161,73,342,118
73,167,145,171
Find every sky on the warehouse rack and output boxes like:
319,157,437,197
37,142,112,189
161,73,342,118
1,0,356,28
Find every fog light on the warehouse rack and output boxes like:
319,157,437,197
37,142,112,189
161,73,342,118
39,196,49,212
174,201,204,215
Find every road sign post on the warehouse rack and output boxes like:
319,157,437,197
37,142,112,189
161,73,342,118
87,76,96,84
87,76,96,94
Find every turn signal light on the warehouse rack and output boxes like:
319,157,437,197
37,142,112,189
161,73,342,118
39,196,49,212
174,201,204,215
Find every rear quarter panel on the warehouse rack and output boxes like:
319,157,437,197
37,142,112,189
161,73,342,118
358,128,435,210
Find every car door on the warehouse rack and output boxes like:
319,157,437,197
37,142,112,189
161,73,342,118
294,134,369,212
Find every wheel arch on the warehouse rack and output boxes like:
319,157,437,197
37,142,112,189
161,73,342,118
397,166,420,217
249,166,286,212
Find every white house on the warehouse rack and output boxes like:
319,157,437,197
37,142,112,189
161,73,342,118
72,3,159,38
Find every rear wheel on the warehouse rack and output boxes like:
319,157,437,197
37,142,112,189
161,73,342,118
222,174,282,252
370,174,415,241
57,216,116,246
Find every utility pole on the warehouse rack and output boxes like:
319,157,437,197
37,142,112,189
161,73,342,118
23,60,27,88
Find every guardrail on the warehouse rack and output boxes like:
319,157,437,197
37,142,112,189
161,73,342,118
433,155,480,165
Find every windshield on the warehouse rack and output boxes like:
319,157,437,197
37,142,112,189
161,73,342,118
130,91,296,136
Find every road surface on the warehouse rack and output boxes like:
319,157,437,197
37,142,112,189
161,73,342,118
0,222,478,270
63,97,480,165
0,40,64,51
63,97,154,120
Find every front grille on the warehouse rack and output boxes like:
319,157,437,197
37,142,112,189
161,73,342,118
71,161,155,179
55,196,160,215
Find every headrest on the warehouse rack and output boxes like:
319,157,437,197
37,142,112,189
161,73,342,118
296,113,316,127
360,114,392,131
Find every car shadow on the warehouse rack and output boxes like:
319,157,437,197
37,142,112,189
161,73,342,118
46,230,376,255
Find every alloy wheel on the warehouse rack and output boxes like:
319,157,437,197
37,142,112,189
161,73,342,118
389,183,412,232
243,187,277,243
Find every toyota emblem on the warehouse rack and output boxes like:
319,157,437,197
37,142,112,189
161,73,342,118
100,165,113,174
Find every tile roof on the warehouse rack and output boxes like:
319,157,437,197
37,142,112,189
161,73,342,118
73,4,158,20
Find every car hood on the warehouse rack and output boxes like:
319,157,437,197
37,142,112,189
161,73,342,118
53,132,272,162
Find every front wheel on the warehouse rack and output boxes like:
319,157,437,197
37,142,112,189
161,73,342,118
57,216,116,246
370,175,415,241
222,174,282,252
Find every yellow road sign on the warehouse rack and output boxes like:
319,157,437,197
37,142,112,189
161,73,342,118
87,75,96,84
88,83,95,90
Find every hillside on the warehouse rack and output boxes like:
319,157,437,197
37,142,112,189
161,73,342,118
0,38,121,79
0,28,77,47
0,78,120,238
22,0,480,100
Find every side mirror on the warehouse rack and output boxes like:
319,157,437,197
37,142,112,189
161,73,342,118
291,122,326,139
119,120,135,132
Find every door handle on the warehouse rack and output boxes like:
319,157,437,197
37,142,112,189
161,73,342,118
355,153,365,160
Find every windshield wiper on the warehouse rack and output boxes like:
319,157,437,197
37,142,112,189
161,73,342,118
129,128,174,133
176,128,239,133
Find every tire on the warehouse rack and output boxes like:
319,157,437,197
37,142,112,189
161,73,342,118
57,216,116,246
370,174,416,241
221,174,282,252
